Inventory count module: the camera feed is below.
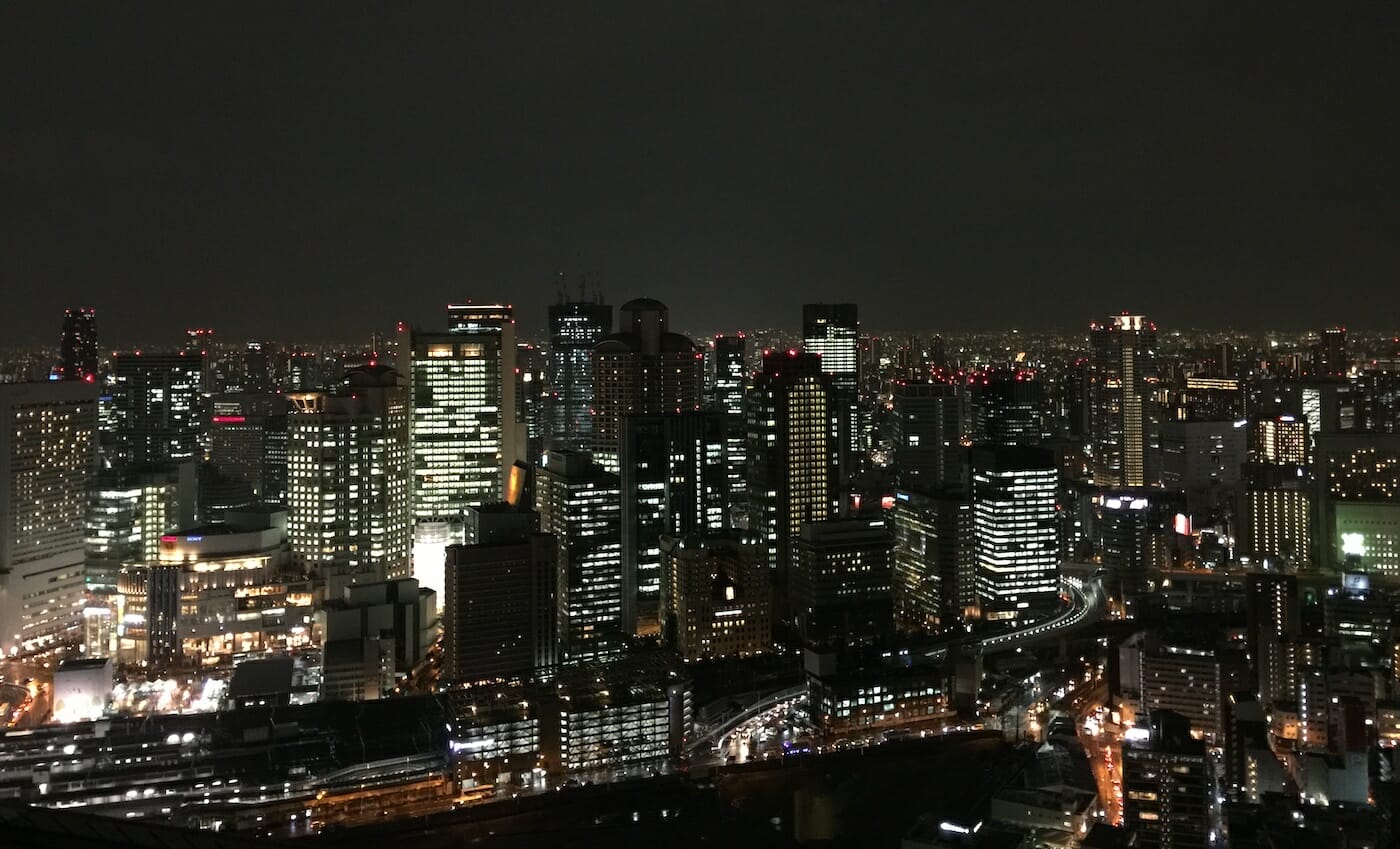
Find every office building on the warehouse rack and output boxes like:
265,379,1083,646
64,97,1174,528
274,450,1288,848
658,533,770,661
208,393,289,504
973,369,1042,446
545,297,612,452
802,303,861,477
891,488,973,631
1315,326,1349,378
591,298,703,471
711,334,749,511
891,380,965,491
746,351,840,605
515,342,546,465
792,518,895,644
1159,419,1246,492
109,351,205,468
286,364,411,594
0,381,98,655
1316,431,1400,573
971,445,1059,621
1122,711,1211,849
398,304,520,517
535,449,625,655
619,411,728,629
1089,313,1159,488
84,463,196,590
57,307,98,383
442,511,556,683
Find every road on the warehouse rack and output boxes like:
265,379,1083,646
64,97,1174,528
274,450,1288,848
980,575,1106,653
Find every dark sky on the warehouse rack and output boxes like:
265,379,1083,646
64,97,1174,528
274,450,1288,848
3,3,1398,343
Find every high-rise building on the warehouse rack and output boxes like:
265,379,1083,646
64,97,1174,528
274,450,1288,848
516,342,547,466
1241,462,1311,567
658,533,770,661
971,445,1059,621
535,449,625,656
792,517,895,645
1089,314,1159,488
545,298,612,452
891,381,965,491
973,369,1043,446
1315,326,1349,378
1249,415,1307,465
746,351,840,610
591,298,703,471
443,507,556,683
892,488,973,632
1245,573,1301,707
286,364,411,594
802,304,861,478
1136,636,1241,744
1159,419,1247,492
57,307,99,383
711,334,749,512
85,464,196,588
110,351,205,468
0,382,98,655
208,393,289,504
619,412,728,631
1122,710,1211,849
399,304,520,518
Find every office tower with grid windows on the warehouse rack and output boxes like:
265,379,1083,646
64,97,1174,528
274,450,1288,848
971,445,1059,621
619,411,728,632
399,304,520,517
287,364,411,595
535,449,625,658
109,351,205,468
711,334,749,512
591,298,703,472
803,303,861,479
546,298,612,452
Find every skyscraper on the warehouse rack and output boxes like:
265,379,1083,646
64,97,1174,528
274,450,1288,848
0,381,98,655
535,449,625,657
546,298,612,452
973,369,1043,446
591,298,703,471
619,412,728,632
110,351,205,468
659,533,770,661
399,305,521,517
443,506,556,683
971,445,1059,621
892,488,974,632
57,307,98,383
746,351,840,612
1089,314,1159,488
208,393,289,505
792,517,895,645
1315,326,1348,378
287,364,411,594
891,380,966,491
711,334,749,512
802,303,861,478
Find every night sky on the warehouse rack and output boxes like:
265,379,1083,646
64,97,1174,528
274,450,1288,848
3,3,1398,343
